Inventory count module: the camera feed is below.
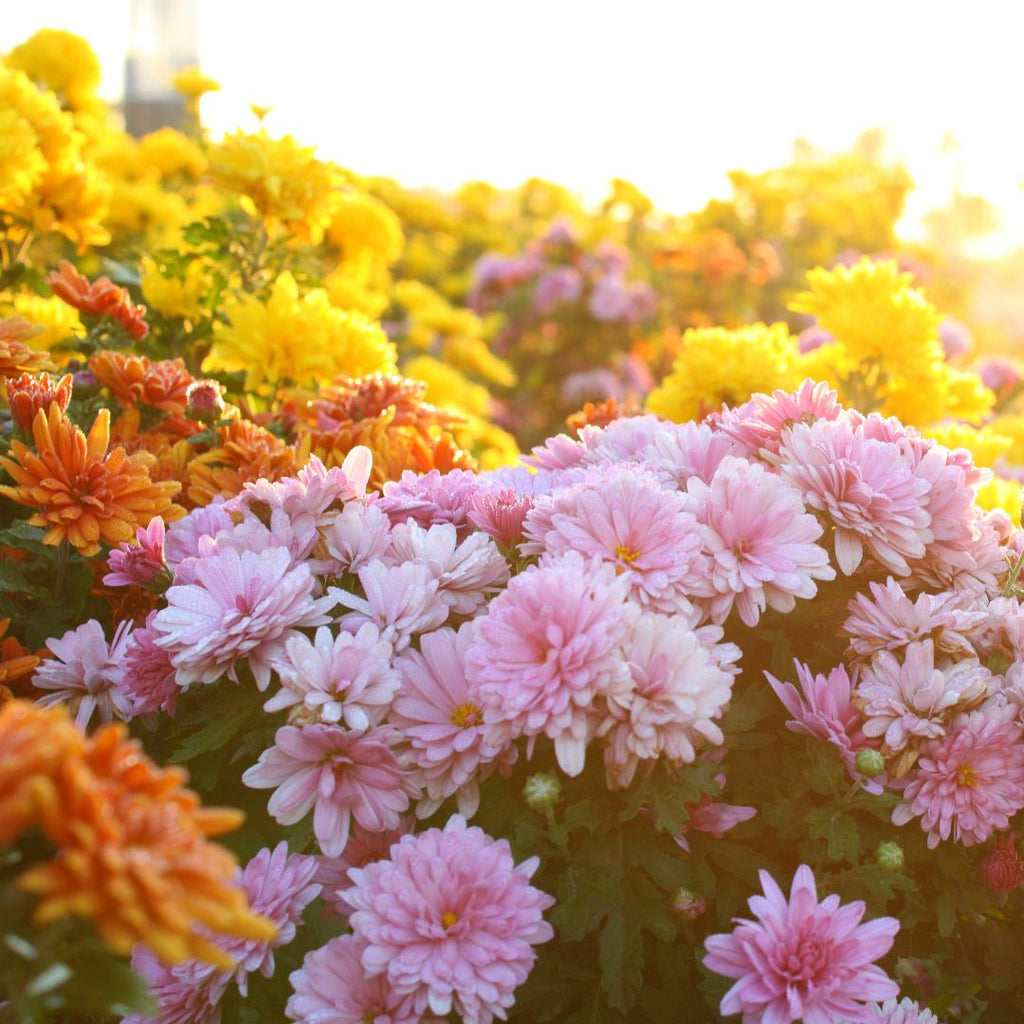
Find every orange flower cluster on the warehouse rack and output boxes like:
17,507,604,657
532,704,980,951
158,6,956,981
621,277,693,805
0,404,183,556
0,317,51,377
0,618,40,706
47,260,150,340
565,395,642,434
299,374,474,491
4,371,73,431
0,700,275,965
89,351,193,414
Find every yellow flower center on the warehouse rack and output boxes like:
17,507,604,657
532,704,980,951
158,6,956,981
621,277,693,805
957,765,977,787
441,910,459,929
614,544,641,571
450,701,481,729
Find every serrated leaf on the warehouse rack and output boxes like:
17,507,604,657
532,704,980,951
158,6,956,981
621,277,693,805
598,902,644,1012
550,863,620,941
168,685,259,763
806,807,860,863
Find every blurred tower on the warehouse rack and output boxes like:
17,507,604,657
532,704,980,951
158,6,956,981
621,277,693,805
123,0,199,136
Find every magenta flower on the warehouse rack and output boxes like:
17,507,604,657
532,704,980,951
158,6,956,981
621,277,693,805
686,456,835,626
33,619,132,729
287,934,420,1024
121,611,178,716
468,487,533,548
892,707,1024,848
242,724,419,857
531,467,705,612
391,625,516,817
342,815,555,1024
703,864,899,1023
264,623,397,728
103,515,167,588
153,546,336,690
778,418,932,576
122,947,226,1024
465,553,632,776
379,468,480,532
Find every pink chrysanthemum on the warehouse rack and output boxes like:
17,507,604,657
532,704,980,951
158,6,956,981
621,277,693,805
163,501,234,570
391,626,516,818
578,413,667,465
977,831,1024,893
703,863,899,1024
892,707,1024,848
335,560,449,652
220,842,322,996
854,640,991,754
342,815,555,1024
843,577,983,660
152,546,336,690
716,379,844,455
529,468,705,612
468,487,533,548
766,660,883,792
242,724,419,857
777,418,932,576
121,610,179,716
522,433,586,471
122,947,225,1024
214,506,320,568
264,623,398,729
602,612,738,788
286,934,420,1024
321,501,392,575
104,515,167,588
871,997,941,1023
686,456,835,626
909,506,1010,596
465,553,632,776
387,521,510,616
648,421,745,487
33,618,132,729
379,469,481,532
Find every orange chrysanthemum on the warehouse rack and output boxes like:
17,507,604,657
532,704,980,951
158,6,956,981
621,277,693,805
0,618,42,706
89,350,194,414
0,700,274,965
4,371,73,431
186,418,298,507
0,317,52,378
0,404,183,556
566,395,643,435
47,260,149,340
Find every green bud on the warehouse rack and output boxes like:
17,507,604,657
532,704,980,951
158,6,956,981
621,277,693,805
523,772,562,812
855,749,886,779
671,888,706,919
875,840,905,872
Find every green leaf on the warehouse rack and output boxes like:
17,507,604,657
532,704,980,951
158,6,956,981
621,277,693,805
168,684,259,764
598,902,644,1012
806,807,860,863
936,889,957,938
550,863,620,942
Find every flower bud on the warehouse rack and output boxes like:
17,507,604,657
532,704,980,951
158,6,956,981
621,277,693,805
186,378,227,423
523,772,561,812
875,841,905,872
671,888,706,919
855,749,886,779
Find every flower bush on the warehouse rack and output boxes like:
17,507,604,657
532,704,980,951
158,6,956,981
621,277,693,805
6,25,1024,1024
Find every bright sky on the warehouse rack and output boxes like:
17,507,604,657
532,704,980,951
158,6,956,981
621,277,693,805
5,0,1024,251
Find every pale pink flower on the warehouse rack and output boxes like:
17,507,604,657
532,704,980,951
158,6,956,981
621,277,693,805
843,578,983,660
578,413,667,465
649,421,745,487
214,507,320,568
766,661,882,792
892,706,1024,848
855,640,991,753
871,997,941,1023
122,611,178,716
335,560,449,651
163,501,233,570
34,619,132,729
379,469,480,532
686,456,835,626
287,934,421,1024
242,724,419,857
703,863,899,1023
717,379,844,455
238,449,370,520
676,799,757,853
391,626,516,818
531,468,705,613
533,266,582,313
122,948,225,1024
979,356,1023,396
153,547,336,690
264,623,398,728
468,487,533,548
521,433,586,471
909,506,1009,596
387,521,509,616
602,612,738,788
465,553,632,776
778,418,932,576
220,842,321,996
321,501,392,575
104,516,167,588
343,815,555,1024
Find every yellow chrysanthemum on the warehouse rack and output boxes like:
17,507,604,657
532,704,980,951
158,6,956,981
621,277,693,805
790,258,942,373
404,355,491,418
990,414,1024,466
941,367,995,423
172,66,220,99
923,424,1012,468
326,190,403,264
140,256,211,320
139,127,207,179
5,29,101,111
442,334,516,388
976,476,1023,525
206,272,396,394
323,262,389,318
6,293,83,357
0,107,45,210
208,130,338,242
647,323,801,422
